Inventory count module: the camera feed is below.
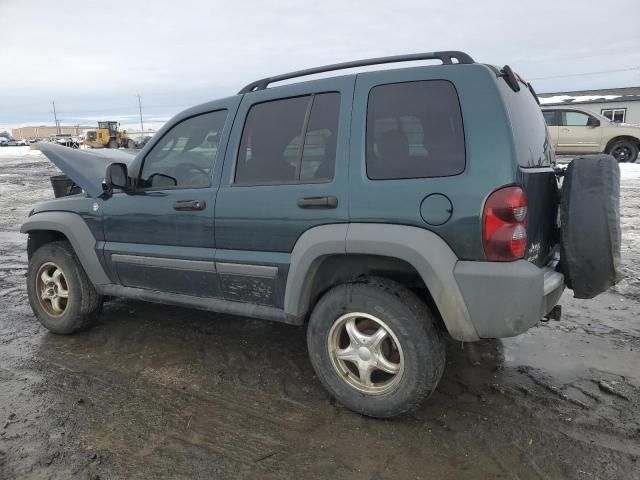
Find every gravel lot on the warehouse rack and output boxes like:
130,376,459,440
1,146,639,479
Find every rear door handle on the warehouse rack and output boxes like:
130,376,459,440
297,196,338,209
173,200,206,211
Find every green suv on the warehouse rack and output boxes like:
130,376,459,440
22,52,620,417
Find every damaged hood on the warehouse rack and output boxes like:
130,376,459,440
37,143,136,198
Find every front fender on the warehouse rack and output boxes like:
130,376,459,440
21,211,111,286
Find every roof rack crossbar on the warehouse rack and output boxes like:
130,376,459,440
238,50,474,94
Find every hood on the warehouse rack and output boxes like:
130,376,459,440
37,143,136,198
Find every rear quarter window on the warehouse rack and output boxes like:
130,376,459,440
499,81,554,168
366,80,465,180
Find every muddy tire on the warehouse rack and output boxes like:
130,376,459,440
560,155,622,299
107,139,118,149
27,241,103,335
607,139,638,163
307,277,445,418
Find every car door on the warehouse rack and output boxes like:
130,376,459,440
558,110,602,153
214,77,353,308
543,110,560,151
101,104,236,297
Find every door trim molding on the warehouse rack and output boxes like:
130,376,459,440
216,262,278,278
111,254,216,272
110,254,278,278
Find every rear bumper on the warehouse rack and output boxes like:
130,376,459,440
454,259,564,338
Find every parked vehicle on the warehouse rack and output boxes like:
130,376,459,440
50,133,80,149
22,52,621,418
542,106,640,162
0,137,8,146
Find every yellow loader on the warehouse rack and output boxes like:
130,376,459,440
84,121,136,149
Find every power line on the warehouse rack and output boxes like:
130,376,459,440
529,66,640,81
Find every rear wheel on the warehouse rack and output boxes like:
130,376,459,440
307,278,445,418
607,139,638,163
27,241,103,334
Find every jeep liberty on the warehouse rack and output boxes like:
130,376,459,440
22,51,621,417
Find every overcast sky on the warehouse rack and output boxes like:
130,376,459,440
1,0,638,131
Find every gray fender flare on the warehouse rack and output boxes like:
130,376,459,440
20,212,111,286
284,223,479,342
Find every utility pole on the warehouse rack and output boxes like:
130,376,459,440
52,101,60,134
136,94,144,138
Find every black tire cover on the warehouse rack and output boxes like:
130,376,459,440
559,155,622,299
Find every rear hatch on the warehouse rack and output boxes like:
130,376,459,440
497,72,560,267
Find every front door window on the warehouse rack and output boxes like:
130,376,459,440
140,110,227,189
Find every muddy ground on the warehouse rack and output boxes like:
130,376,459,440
0,146,639,479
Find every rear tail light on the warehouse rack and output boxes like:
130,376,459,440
483,186,528,261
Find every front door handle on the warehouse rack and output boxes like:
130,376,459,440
297,196,338,209
173,200,206,211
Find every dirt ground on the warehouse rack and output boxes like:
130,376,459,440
1,146,639,480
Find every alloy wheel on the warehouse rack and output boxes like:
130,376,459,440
327,312,404,395
36,262,69,317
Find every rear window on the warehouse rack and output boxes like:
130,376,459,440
366,80,465,180
499,81,554,168
235,93,340,185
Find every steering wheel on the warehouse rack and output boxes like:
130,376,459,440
175,162,208,175
174,161,210,186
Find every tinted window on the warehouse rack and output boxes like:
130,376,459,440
543,111,558,126
498,79,553,168
300,93,340,182
140,110,227,188
366,80,465,180
236,93,340,185
563,111,590,126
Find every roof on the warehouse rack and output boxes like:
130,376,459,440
538,86,640,106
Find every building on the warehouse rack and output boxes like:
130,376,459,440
538,87,640,125
11,125,94,140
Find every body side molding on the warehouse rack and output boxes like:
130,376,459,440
21,211,111,285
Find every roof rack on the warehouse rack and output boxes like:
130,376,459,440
238,51,474,94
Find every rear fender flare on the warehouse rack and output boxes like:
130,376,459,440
284,223,479,341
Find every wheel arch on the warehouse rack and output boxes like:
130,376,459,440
605,135,640,153
284,223,480,341
21,212,111,286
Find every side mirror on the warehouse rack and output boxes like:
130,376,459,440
587,117,600,127
105,163,129,191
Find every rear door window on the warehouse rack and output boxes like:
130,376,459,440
365,80,465,180
235,93,340,185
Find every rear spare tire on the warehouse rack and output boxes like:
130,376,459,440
559,155,622,299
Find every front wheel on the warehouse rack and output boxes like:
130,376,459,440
607,139,638,163
27,241,103,334
307,278,445,418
